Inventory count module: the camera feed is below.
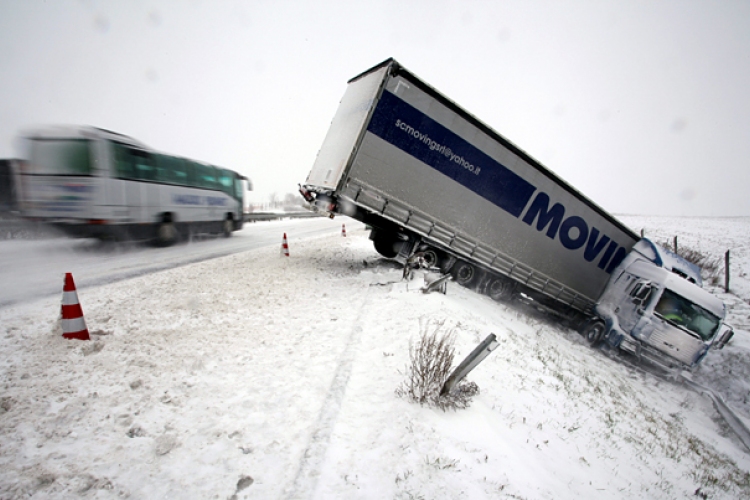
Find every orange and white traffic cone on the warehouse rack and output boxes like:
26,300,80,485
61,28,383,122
342,224,347,237
61,273,90,341
281,233,290,257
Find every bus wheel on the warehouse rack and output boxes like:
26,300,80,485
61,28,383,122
452,261,478,287
488,276,513,302
222,218,233,238
157,222,177,246
583,320,606,347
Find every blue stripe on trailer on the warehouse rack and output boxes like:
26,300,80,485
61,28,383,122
367,90,536,218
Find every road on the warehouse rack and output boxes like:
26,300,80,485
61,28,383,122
0,216,349,307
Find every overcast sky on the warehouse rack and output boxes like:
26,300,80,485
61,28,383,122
1,0,748,216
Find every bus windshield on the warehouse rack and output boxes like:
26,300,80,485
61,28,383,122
28,139,92,175
654,288,720,341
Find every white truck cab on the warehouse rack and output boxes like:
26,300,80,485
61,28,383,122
590,239,733,369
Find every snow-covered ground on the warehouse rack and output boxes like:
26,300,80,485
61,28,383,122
1,216,749,499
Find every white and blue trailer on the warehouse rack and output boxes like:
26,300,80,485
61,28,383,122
301,58,733,370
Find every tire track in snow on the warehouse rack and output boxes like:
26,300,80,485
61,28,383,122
284,288,372,499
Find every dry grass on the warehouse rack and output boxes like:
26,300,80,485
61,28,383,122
396,319,479,411
658,239,724,286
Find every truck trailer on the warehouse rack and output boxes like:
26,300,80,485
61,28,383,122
300,58,733,370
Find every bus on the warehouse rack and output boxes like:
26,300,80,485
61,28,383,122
15,125,251,244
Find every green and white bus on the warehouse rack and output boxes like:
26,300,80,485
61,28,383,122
16,125,250,244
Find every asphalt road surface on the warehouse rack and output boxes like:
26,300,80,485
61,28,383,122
0,217,350,307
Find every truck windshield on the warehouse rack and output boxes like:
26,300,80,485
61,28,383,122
27,139,92,175
654,288,720,341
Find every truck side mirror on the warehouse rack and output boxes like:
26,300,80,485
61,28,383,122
714,324,734,350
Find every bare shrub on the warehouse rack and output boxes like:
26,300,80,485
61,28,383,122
396,319,479,411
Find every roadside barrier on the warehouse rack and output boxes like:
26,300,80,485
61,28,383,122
61,273,90,340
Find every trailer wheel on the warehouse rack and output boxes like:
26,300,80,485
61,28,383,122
583,320,606,347
373,234,400,258
452,261,478,287
421,248,440,268
488,276,513,302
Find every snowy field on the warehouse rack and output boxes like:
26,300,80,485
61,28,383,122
1,215,750,499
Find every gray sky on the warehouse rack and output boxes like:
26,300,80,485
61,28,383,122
1,0,748,216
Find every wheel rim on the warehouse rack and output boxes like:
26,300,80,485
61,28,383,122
422,250,438,268
489,279,510,300
456,264,474,285
586,323,604,344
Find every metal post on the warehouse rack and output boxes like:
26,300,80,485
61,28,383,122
440,334,499,396
640,228,644,238
674,236,678,253
725,250,730,293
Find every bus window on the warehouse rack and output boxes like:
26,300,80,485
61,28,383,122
183,160,196,186
234,175,243,200
131,149,155,181
184,161,199,188
154,154,170,183
152,154,163,182
28,139,92,175
217,169,233,196
168,157,188,185
195,163,217,190
157,155,184,185
113,142,135,179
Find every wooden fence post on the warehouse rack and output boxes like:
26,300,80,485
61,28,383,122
725,250,730,293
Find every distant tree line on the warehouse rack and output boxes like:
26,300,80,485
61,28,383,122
249,192,307,212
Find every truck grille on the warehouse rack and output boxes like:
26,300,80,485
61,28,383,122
645,327,703,366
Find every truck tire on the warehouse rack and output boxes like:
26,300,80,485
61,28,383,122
452,261,478,287
583,320,606,347
488,276,513,302
373,234,400,258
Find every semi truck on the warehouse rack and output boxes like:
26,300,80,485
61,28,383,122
299,58,733,370
0,159,19,213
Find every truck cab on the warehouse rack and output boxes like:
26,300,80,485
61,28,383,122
591,239,733,370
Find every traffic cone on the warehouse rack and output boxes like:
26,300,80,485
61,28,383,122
281,233,290,257
61,273,90,341
341,224,347,237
